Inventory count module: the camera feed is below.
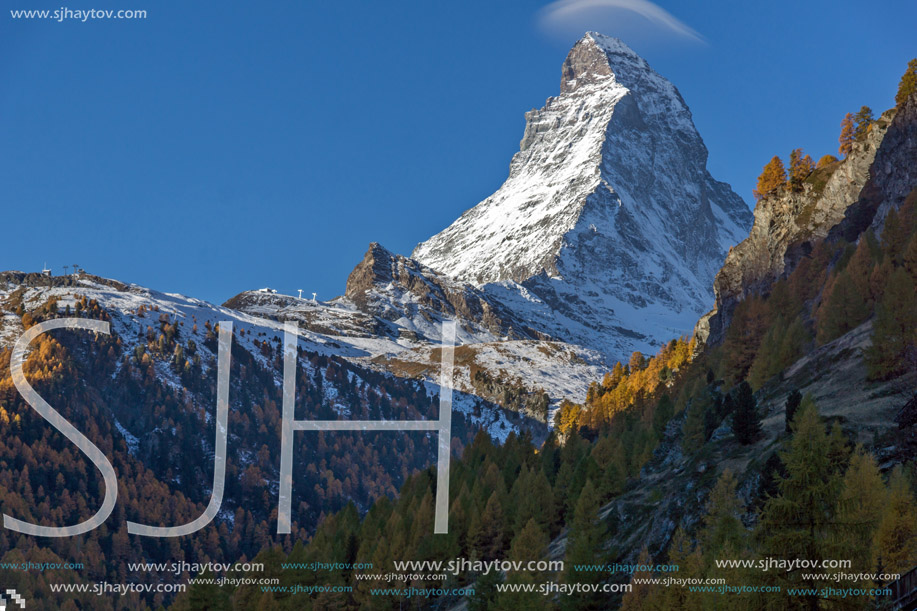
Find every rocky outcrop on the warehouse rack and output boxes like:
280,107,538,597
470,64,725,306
344,242,550,342
0,271,129,293
697,108,895,345
470,367,551,423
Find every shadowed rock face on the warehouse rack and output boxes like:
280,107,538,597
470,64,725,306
831,90,917,242
412,32,752,363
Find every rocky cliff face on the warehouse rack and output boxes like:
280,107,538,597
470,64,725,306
832,90,917,241
413,33,752,363
697,109,895,345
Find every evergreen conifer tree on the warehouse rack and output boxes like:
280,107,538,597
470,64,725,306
494,519,552,611
731,382,760,444
561,479,606,610
757,400,849,607
866,267,917,379
784,389,802,433
873,467,917,574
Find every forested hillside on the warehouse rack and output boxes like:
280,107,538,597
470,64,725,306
0,281,503,609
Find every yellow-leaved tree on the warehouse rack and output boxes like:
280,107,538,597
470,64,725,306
753,155,786,200
839,113,855,157
896,58,917,108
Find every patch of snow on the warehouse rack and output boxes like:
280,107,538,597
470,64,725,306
113,418,140,455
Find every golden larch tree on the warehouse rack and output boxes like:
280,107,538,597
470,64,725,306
839,113,855,157
788,148,815,191
896,58,917,108
816,154,838,169
753,155,786,200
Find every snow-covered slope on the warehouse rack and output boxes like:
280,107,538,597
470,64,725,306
0,271,558,439
413,33,752,362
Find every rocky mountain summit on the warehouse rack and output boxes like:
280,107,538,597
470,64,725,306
412,33,752,362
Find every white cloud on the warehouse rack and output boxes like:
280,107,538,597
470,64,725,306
538,0,705,45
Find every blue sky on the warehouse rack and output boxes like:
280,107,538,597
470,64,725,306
2,0,914,304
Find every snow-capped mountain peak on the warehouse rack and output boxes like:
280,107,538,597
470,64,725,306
412,32,752,363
